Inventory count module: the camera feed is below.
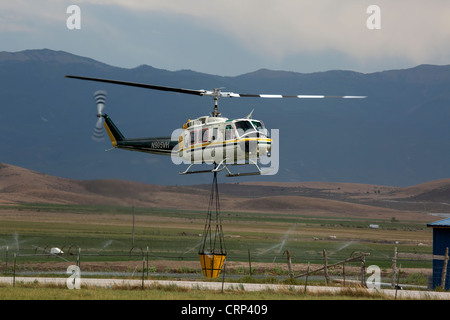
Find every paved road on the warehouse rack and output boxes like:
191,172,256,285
1,276,449,300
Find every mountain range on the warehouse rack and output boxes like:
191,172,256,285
1,49,450,187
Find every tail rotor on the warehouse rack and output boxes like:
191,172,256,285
92,90,107,141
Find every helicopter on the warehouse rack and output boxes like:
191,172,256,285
66,75,365,177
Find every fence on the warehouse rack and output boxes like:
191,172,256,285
2,245,449,292
5,248,153,289
280,246,449,291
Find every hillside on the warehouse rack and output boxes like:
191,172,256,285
1,162,448,222
0,162,209,208
1,49,450,187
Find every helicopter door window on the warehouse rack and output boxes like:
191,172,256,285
190,131,196,145
225,125,234,140
184,132,190,148
201,128,209,143
212,128,218,141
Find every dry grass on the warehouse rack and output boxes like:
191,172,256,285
0,280,392,300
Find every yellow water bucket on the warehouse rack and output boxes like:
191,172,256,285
199,253,226,278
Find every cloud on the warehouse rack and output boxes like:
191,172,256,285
100,0,450,68
1,0,450,74
0,1,67,32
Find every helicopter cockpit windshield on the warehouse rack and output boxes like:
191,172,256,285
235,120,254,133
234,120,269,138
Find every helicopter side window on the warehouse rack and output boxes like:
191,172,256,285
225,125,234,140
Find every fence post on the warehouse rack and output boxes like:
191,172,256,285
286,250,294,279
141,256,145,290
77,248,81,270
391,247,397,288
221,258,227,294
360,254,366,287
395,264,402,300
13,253,16,288
304,262,310,294
441,247,449,290
248,249,252,276
146,246,149,277
323,249,329,285
132,207,135,249
5,246,8,275
343,262,346,287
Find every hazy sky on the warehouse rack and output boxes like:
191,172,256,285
1,0,450,76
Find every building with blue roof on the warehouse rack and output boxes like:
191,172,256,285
427,218,450,290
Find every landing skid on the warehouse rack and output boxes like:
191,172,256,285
179,160,262,177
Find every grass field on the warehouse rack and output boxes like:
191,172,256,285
0,162,446,301
0,202,433,286
0,204,432,300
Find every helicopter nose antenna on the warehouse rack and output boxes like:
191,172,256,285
92,90,107,141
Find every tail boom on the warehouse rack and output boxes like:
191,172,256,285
103,114,177,155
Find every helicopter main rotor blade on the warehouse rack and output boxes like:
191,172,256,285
65,75,205,96
66,75,366,99
230,93,366,99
